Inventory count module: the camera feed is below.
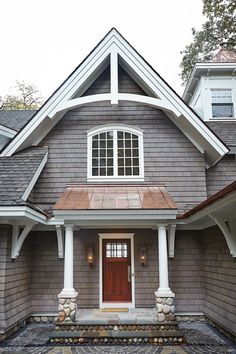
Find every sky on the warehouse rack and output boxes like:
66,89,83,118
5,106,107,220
0,0,205,100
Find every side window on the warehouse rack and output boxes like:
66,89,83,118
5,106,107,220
211,89,234,118
87,125,144,181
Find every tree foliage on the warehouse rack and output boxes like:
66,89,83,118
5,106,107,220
180,0,236,84
0,81,43,110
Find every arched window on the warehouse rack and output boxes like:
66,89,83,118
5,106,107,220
87,125,144,181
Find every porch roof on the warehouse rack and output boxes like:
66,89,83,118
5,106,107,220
53,184,177,211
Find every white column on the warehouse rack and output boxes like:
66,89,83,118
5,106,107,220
156,225,174,297
59,225,78,298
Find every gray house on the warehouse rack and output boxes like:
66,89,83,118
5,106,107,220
0,29,236,341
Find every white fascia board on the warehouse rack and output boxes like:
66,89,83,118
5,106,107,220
53,209,178,220
21,151,48,201
181,191,236,225
0,206,47,223
0,125,16,138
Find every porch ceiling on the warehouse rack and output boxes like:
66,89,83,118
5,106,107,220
53,184,177,211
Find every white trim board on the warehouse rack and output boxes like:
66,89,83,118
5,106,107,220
21,151,48,201
98,233,135,309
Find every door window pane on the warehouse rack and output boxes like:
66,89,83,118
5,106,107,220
106,242,128,258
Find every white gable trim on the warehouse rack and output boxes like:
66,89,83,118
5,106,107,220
48,93,181,119
1,29,229,165
21,151,48,201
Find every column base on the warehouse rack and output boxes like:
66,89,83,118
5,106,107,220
58,292,78,322
155,291,175,322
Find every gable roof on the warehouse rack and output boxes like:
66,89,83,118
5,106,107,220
0,110,36,131
0,146,48,206
0,28,228,166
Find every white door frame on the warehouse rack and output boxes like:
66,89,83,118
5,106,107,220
98,233,135,308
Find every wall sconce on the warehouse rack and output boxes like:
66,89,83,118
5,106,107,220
87,248,94,266
140,246,147,266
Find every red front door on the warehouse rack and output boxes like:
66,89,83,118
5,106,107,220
103,239,131,302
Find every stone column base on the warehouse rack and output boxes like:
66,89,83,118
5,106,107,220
58,295,78,322
155,295,175,322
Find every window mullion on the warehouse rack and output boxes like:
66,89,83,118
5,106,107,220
114,130,118,178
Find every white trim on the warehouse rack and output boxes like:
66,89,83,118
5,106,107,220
0,206,47,223
87,124,144,181
0,29,228,166
21,151,48,201
183,62,236,101
209,214,236,257
11,222,35,259
0,124,16,138
168,224,176,258
53,209,178,220
55,225,64,258
99,233,135,309
110,44,118,104
48,93,181,120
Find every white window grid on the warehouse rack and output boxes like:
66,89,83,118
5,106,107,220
87,125,144,181
211,89,232,104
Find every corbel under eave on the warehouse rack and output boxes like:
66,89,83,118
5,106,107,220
11,223,35,259
56,225,64,258
168,224,176,258
209,214,236,257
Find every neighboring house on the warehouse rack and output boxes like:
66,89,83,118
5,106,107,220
0,29,235,339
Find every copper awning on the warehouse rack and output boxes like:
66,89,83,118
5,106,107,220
53,184,177,211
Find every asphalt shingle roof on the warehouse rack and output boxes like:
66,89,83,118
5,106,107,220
0,146,48,206
0,110,36,131
206,121,236,147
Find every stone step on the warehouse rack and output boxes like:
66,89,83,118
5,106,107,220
49,325,185,345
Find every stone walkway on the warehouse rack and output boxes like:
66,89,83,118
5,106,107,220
0,321,235,353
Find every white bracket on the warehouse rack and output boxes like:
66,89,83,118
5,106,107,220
56,225,64,258
168,225,176,258
209,214,236,257
11,223,35,259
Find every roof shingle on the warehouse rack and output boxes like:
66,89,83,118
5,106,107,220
206,121,236,147
0,146,48,206
0,110,36,131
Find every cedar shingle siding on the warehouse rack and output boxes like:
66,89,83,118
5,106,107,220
32,67,207,213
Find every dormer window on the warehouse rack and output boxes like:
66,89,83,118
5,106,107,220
211,89,234,118
87,125,144,181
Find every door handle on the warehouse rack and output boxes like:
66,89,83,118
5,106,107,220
128,266,131,282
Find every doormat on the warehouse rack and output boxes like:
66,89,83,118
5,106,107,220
102,308,129,312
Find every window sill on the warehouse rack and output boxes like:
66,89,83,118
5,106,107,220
87,177,145,183
209,117,236,121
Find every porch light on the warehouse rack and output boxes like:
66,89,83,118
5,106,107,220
140,246,147,266
87,248,94,266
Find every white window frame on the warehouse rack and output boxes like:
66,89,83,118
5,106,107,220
87,124,144,182
211,88,234,118
201,76,236,120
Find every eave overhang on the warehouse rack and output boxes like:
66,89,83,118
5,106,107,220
0,205,48,224
183,62,236,103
